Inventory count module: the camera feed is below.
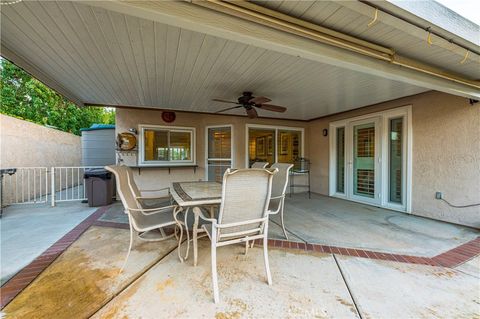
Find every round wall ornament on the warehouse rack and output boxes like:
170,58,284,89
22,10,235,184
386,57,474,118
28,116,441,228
117,132,137,151
162,111,176,123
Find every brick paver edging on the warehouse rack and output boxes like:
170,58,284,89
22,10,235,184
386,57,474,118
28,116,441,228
92,220,479,269
250,236,480,268
92,220,480,269
1,210,479,309
0,206,110,308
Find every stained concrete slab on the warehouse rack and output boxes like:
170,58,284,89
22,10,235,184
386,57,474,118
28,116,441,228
0,201,96,284
2,226,178,319
93,240,360,318
283,194,479,256
336,255,480,318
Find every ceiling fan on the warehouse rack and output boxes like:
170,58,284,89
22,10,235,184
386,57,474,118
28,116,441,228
213,92,287,119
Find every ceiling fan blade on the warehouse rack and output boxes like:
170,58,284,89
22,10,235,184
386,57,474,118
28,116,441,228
249,96,271,104
257,104,287,113
215,105,243,113
246,107,258,119
212,98,238,104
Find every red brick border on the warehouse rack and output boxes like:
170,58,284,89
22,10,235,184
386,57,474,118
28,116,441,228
0,205,110,308
93,220,480,269
1,210,478,309
253,236,480,268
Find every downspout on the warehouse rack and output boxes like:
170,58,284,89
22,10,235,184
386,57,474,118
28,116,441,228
191,0,480,91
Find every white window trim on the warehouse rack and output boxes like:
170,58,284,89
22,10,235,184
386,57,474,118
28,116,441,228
245,124,305,167
329,105,412,213
138,124,196,167
205,124,234,180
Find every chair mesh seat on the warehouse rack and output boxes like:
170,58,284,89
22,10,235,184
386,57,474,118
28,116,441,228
132,208,179,230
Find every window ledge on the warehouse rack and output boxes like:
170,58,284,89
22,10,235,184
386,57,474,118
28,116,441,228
129,165,198,175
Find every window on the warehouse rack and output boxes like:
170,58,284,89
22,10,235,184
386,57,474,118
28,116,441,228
389,118,403,204
139,125,195,166
336,127,345,193
247,125,303,167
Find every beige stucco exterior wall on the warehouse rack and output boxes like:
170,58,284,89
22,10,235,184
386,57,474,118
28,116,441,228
0,114,81,168
308,91,480,228
115,108,308,192
0,114,82,204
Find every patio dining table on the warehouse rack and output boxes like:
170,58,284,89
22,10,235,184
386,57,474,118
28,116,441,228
171,181,222,265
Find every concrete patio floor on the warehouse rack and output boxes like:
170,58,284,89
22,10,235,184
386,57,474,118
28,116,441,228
1,195,479,318
2,224,478,318
279,194,479,257
2,193,478,288
0,201,96,285
100,193,479,257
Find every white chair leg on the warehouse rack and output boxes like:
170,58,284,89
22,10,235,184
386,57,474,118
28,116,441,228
211,228,219,303
280,200,289,240
263,225,272,285
177,222,185,263
119,220,135,275
159,227,167,238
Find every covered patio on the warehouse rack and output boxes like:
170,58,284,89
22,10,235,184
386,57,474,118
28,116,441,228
1,0,479,317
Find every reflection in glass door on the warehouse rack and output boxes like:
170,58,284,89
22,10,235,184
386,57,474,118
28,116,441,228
348,117,381,205
353,123,376,198
206,126,232,182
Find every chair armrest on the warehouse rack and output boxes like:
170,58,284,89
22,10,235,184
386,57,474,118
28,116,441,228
267,209,280,215
136,195,171,200
193,207,217,224
127,205,177,215
140,187,170,193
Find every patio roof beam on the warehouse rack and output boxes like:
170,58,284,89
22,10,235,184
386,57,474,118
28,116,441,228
195,0,479,91
86,1,480,100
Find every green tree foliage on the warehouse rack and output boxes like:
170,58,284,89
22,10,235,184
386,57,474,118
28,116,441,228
0,58,114,135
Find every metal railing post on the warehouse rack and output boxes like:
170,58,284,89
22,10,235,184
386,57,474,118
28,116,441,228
51,167,55,207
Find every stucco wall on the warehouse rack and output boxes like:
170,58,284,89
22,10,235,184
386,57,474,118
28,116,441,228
308,91,480,228
0,114,82,168
115,108,308,192
0,114,82,204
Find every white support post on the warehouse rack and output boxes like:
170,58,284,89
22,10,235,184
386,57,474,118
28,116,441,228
51,167,55,207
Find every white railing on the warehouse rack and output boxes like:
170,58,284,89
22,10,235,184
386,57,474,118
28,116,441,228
50,166,103,206
0,166,103,207
1,167,49,205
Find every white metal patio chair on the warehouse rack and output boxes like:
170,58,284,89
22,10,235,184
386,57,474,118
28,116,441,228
195,168,277,303
251,161,269,168
125,166,173,209
268,163,294,239
105,165,182,273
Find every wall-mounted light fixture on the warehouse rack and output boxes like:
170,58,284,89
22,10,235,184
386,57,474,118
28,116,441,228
128,128,138,135
322,129,328,137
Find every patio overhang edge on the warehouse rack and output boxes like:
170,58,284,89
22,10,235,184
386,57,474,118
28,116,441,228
1,45,84,108
85,0,480,100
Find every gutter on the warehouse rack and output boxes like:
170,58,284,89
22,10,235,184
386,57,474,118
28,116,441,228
191,0,480,91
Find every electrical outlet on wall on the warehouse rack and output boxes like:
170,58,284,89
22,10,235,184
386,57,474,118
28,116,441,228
435,192,443,200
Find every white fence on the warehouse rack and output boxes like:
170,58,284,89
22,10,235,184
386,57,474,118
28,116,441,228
0,166,102,207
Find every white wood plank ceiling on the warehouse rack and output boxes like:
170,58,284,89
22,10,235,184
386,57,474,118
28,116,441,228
3,1,470,120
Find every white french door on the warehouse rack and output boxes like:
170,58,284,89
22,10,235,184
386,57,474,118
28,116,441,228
349,117,382,205
206,125,233,182
329,106,412,212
